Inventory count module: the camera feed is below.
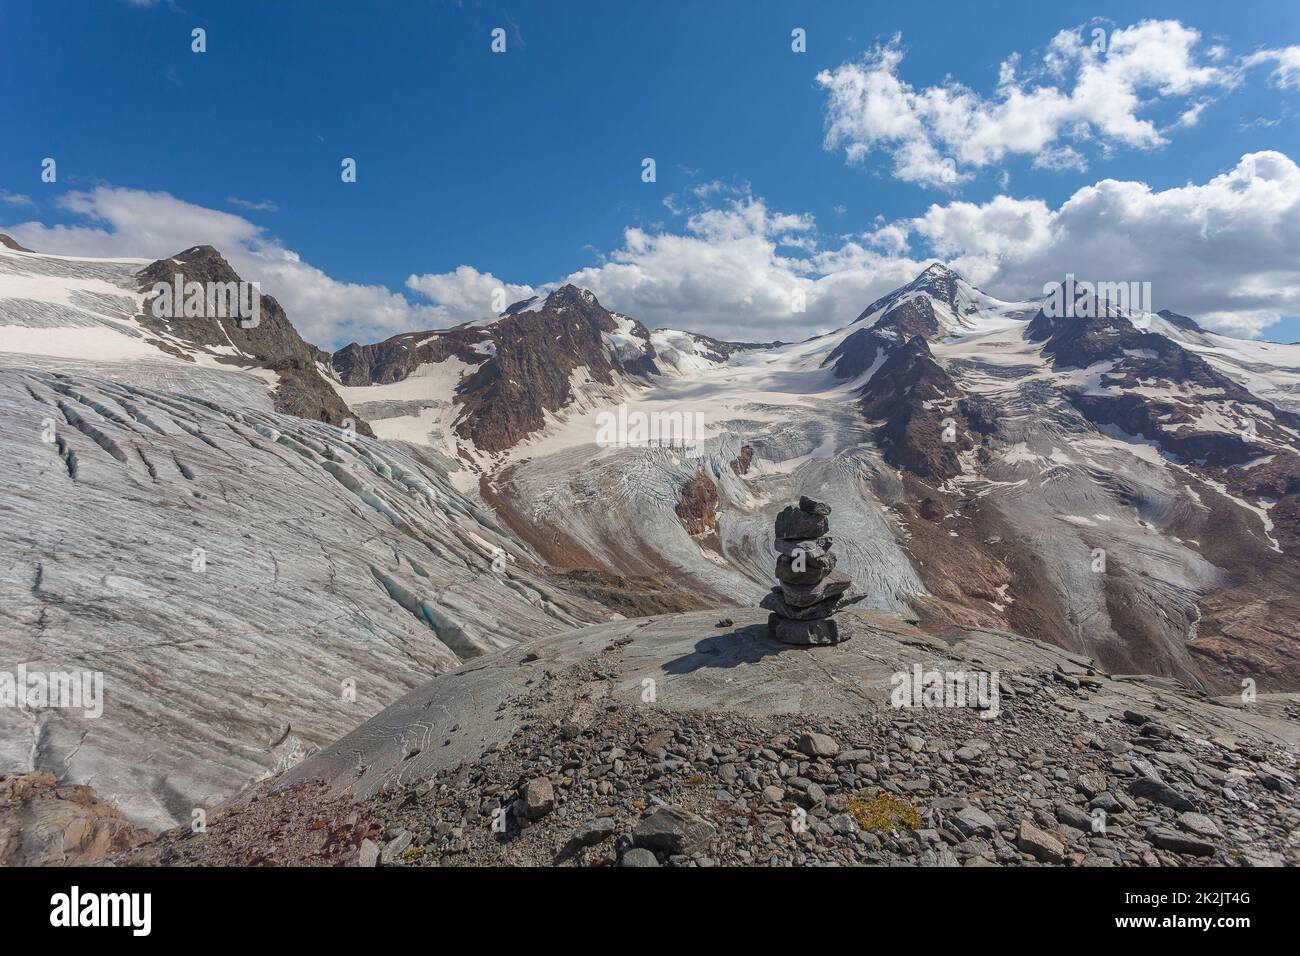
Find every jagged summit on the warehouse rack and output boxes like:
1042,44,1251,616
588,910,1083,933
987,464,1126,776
852,263,962,324
910,261,961,299
544,282,600,309
844,263,1035,345
1157,308,1204,333
499,283,601,319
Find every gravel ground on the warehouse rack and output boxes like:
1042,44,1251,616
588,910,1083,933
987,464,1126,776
109,622,1300,868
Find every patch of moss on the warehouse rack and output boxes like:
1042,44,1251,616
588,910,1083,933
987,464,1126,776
399,845,427,863
847,791,920,833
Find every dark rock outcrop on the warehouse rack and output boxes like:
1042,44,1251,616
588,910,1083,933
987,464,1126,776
856,336,981,481
729,444,754,475
135,245,370,434
675,472,719,536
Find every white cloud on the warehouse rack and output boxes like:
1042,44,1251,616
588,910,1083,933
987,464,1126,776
405,266,535,323
817,20,1237,188
0,190,34,207
564,189,925,341
904,151,1300,336
563,154,1300,341
226,196,279,213
1,186,444,348
1244,46,1300,90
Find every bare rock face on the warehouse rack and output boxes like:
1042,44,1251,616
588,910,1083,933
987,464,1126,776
675,472,719,536
135,245,371,435
856,336,988,481
823,327,891,380
728,444,754,475
0,234,33,253
0,772,151,866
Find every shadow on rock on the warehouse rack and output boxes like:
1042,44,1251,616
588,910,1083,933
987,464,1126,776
660,624,793,674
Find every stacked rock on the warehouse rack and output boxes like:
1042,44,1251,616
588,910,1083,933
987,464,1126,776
761,496,851,645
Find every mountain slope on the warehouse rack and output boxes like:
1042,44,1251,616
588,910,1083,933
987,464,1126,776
328,284,776,464
0,238,364,434
348,264,1300,694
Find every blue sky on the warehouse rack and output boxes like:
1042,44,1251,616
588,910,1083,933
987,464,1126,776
2,0,1299,347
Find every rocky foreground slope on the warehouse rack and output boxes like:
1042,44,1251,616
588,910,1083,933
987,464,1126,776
109,609,1300,868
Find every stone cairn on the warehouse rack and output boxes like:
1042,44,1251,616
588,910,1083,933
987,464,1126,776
761,496,852,645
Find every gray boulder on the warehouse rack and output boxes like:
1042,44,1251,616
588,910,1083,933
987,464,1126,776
770,615,841,646
619,847,660,867
632,806,716,856
774,506,829,540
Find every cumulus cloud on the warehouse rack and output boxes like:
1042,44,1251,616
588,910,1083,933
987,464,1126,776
1,186,450,348
5,153,1299,349
405,266,536,323
816,20,1237,188
563,187,926,341
903,151,1300,336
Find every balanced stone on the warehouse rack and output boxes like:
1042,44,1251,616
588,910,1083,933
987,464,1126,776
773,536,832,559
780,575,850,608
765,497,851,644
774,506,829,541
775,551,836,585
769,614,839,646
761,587,841,621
